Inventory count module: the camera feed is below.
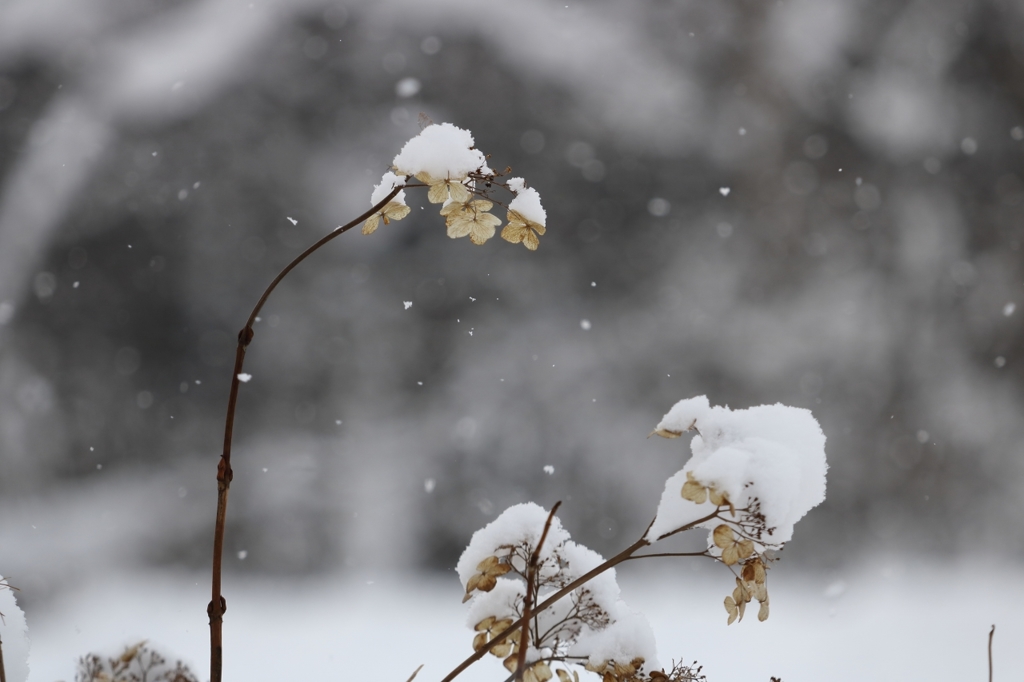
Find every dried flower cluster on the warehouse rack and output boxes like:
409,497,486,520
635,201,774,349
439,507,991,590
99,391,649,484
647,396,828,625
76,642,197,682
362,123,547,249
458,503,695,682
683,474,775,624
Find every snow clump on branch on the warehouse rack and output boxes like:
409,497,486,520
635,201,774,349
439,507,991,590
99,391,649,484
648,396,827,624
458,503,659,682
647,396,827,546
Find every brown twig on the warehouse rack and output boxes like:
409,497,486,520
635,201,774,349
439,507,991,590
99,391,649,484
988,624,995,682
439,510,721,682
208,187,401,682
514,502,562,681
0,632,6,682
624,551,710,561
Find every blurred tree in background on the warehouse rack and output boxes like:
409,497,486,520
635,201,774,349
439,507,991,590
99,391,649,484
1,0,1023,599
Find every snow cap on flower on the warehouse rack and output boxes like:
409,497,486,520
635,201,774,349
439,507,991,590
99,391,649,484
392,123,488,181
646,397,827,546
501,177,546,250
457,503,570,590
506,178,547,227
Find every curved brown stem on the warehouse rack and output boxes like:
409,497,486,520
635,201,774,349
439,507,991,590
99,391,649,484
208,187,401,682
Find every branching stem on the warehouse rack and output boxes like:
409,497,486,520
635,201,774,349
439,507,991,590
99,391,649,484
514,501,561,681
208,188,401,682
440,510,721,682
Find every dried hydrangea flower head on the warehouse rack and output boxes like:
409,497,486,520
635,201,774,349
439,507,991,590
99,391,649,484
441,199,503,245
77,642,198,682
648,396,827,623
363,123,546,248
458,503,659,680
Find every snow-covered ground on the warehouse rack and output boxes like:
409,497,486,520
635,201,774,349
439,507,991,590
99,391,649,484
23,556,1021,681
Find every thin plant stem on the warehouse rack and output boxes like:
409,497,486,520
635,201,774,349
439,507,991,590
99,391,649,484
440,510,721,682
0,633,6,682
987,622,995,679
514,501,561,681
208,188,401,682
624,551,710,561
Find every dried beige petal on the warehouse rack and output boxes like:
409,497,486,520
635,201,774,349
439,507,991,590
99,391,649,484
472,632,488,651
501,209,544,250
448,181,472,204
724,596,738,625
681,478,708,504
428,182,449,204
491,641,513,658
362,214,381,235
738,539,755,560
504,655,519,673
654,428,683,439
713,525,735,549
384,202,411,222
466,573,482,594
708,488,729,507
556,670,572,682
474,616,495,632
721,544,740,565
758,600,770,622
751,581,768,602
493,618,513,632
531,662,554,682
733,581,749,605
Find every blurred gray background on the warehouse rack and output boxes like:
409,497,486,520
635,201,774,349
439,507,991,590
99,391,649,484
1,0,1023,608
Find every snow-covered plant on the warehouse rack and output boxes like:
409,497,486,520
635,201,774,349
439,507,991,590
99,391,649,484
0,576,29,682
441,396,826,682
197,117,825,682
649,396,827,623
363,123,547,249
205,122,545,682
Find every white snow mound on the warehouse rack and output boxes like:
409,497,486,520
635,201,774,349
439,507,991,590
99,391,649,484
392,123,487,181
370,171,406,206
507,178,547,226
646,396,827,546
